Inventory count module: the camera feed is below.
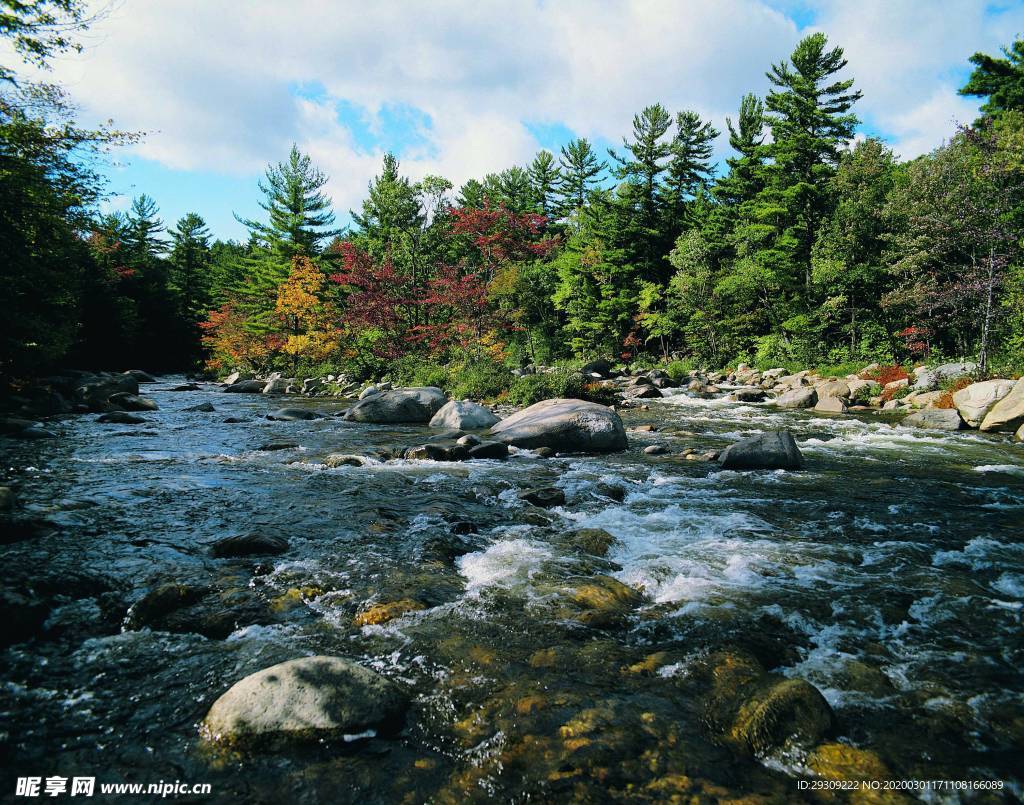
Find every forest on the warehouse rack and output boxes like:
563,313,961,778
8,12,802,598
3,4,1024,392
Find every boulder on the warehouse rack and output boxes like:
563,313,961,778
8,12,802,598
953,379,1015,427
359,385,380,400
222,371,254,385
123,369,157,383
322,454,367,468
223,380,266,394
202,656,407,747
979,378,1024,432
489,398,627,453
466,441,509,460
564,528,617,557
301,378,325,395
184,402,216,412
211,533,289,558
124,583,209,631
903,408,964,431
813,396,848,414
729,678,834,755
581,358,613,378
815,380,849,400
108,392,159,411
97,411,147,424
914,361,977,390
429,400,500,430
643,444,668,455
718,431,803,471
846,378,880,398
774,387,817,409
519,487,565,507
266,408,322,421
263,378,290,394
729,388,766,403
623,384,663,399
343,387,448,424
257,441,298,452
169,383,201,392
404,443,465,462
74,374,139,410
1018,423,1024,442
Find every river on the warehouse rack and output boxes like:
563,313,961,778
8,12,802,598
2,378,1022,802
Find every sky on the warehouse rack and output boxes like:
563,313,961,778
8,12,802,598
21,0,1024,241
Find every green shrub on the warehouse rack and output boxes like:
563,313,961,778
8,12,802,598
505,370,617,407
447,360,513,400
666,359,696,381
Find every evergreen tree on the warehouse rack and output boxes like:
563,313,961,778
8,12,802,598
124,194,165,265
609,103,673,277
457,178,486,209
528,149,561,218
169,212,212,325
960,38,1024,120
555,137,605,215
662,110,719,237
352,152,421,264
762,33,862,294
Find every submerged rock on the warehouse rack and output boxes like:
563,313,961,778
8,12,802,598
718,431,803,471
266,407,322,421
169,382,202,392
97,411,148,424
123,583,209,631
257,441,298,451
0,587,49,646
466,441,509,460
489,398,628,453
322,453,367,467
430,400,500,430
564,528,617,557
354,599,426,626
202,656,407,747
344,387,447,424
519,487,565,507
903,408,964,431
74,374,139,410
108,392,159,411
184,402,216,412
211,533,289,558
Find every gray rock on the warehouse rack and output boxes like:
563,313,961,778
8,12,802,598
123,369,157,383
108,392,159,411
429,400,500,430
211,533,289,558
359,384,380,399
185,402,216,412
169,383,201,392
74,374,139,410
343,387,448,424
223,380,266,394
203,656,407,747
322,454,367,468
813,396,848,414
729,388,766,403
519,487,565,507
97,411,147,424
267,408,323,421
775,388,817,409
262,378,290,394
903,408,964,431
466,441,509,460
257,441,298,451
979,378,1024,432
644,444,668,455
719,431,804,471
489,398,627,453
624,384,663,399
815,380,850,400
953,379,1015,427
124,583,208,631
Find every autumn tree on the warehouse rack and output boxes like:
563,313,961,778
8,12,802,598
275,256,341,373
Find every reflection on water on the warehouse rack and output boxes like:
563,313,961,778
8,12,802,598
2,378,1023,802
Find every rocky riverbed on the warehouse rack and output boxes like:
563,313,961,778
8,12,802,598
1,375,1022,802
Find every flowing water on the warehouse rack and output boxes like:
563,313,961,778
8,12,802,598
2,379,1023,802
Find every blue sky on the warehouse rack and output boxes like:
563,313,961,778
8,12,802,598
36,0,1024,242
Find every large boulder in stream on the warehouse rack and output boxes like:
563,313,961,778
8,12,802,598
953,379,1015,428
429,400,500,430
489,398,627,453
718,431,803,471
774,387,817,409
73,374,139,410
343,387,447,424
979,378,1024,432
108,392,159,411
904,408,964,431
202,656,407,747
223,379,266,394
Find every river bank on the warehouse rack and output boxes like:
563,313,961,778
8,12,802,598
1,373,1022,802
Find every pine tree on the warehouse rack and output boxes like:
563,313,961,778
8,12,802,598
762,33,862,294
169,212,212,325
555,137,606,215
960,38,1024,120
528,150,561,218
457,178,486,209
351,152,421,263
124,194,165,265
662,110,720,239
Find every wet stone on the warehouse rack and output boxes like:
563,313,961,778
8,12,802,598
211,533,289,558
519,487,565,507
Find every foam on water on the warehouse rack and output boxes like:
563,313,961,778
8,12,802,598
457,538,553,593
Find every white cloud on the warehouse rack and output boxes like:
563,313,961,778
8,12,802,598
35,0,1023,218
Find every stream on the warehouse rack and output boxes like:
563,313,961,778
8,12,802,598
2,378,1023,802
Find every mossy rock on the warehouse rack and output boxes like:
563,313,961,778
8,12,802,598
564,528,617,557
729,678,834,755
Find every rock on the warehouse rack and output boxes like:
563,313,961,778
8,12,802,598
223,417,248,423
719,431,803,471
623,384,662,399
953,379,1015,428
687,379,705,392
643,444,668,455
807,743,893,785
914,361,977,390
108,392,159,411
344,387,448,424
97,412,148,424
202,656,407,747
301,378,325,395
729,388,766,402
222,371,254,385
404,443,464,461
211,533,289,558
456,433,481,446
1017,423,1024,442
632,424,657,432
903,408,964,431
815,380,850,400
266,408,322,421
0,486,14,513
565,528,617,557
74,374,139,410
323,454,367,468
185,402,216,412
489,398,627,453
124,583,208,631
581,358,614,378
730,678,834,755
813,396,848,414
223,380,266,394
354,599,425,627
123,369,157,383
359,384,380,399
774,387,817,409
429,400,500,430
170,382,201,391
979,377,1024,432
906,389,943,408
263,378,290,394
257,441,298,451
533,446,555,458
466,441,509,460
0,588,49,646
519,487,565,507
846,378,880,398
565,575,643,628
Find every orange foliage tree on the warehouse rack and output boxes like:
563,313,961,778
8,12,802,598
274,256,341,372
